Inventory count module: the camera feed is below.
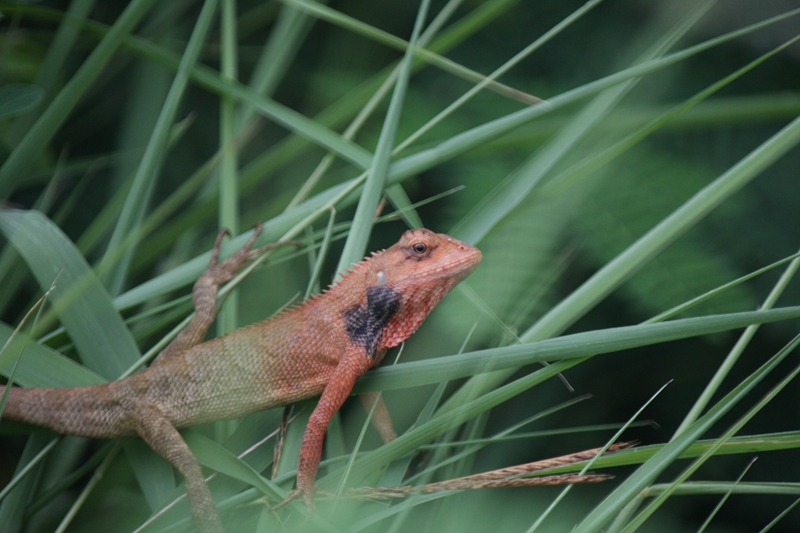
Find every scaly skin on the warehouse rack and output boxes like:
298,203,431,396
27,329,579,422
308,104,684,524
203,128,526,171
0,227,482,533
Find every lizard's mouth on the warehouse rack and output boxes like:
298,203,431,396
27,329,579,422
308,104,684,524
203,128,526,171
453,250,482,281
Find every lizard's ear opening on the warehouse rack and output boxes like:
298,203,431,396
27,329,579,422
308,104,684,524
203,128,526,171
376,270,387,285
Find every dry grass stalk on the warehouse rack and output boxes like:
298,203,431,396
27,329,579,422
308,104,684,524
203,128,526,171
326,441,633,501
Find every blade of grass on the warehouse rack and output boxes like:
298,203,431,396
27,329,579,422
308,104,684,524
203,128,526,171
452,0,713,244
528,381,671,533
8,0,97,141
419,421,656,448
0,3,375,172
282,0,466,215
759,497,800,532
405,395,591,486
0,434,55,531
529,432,800,474
52,443,121,533
0,283,56,418
0,322,104,387
305,208,336,298
538,33,800,203
218,0,240,337
385,7,800,184
394,0,605,154
648,250,800,323
695,458,756,533
235,1,321,128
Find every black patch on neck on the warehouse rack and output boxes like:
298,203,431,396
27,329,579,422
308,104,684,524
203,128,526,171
344,285,401,358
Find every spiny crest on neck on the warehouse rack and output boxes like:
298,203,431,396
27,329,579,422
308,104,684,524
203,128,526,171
284,247,384,311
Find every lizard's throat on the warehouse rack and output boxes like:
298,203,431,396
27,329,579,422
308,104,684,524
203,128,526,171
380,279,455,350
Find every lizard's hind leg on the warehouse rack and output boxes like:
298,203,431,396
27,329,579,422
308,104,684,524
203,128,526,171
152,224,297,365
133,406,225,533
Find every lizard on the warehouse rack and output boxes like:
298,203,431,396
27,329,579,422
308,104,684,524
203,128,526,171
0,225,482,533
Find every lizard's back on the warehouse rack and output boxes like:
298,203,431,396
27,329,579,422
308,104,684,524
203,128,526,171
2,297,350,438
124,304,348,427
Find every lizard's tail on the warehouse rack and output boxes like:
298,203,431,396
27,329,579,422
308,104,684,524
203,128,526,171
0,384,132,438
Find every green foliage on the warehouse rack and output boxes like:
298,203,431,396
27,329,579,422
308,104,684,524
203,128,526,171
0,1,800,532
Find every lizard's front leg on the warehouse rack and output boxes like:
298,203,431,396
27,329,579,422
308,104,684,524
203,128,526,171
153,224,296,365
294,353,373,508
360,392,398,443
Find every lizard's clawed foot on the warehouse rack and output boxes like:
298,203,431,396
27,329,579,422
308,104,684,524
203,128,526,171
272,487,315,513
206,223,301,284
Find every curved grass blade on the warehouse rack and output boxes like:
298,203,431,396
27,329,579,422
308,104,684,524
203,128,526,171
0,209,139,378
0,323,104,387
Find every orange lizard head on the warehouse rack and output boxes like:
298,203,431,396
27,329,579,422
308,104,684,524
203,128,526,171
352,228,482,353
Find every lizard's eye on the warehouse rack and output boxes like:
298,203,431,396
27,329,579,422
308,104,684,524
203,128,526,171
411,242,427,254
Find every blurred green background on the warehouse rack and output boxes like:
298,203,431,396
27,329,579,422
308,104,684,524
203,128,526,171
1,0,800,532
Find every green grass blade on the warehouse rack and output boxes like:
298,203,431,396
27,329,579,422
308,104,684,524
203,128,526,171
394,0,604,155
334,359,581,491
534,432,800,474
538,34,800,204
0,286,54,419
235,1,319,128
0,322,104,387
183,430,287,502
526,113,800,341
386,8,800,183
218,0,240,336
282,0,537,105
759,497,800,532
0,434,54,531
695,459,754,533
449,0,702,244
